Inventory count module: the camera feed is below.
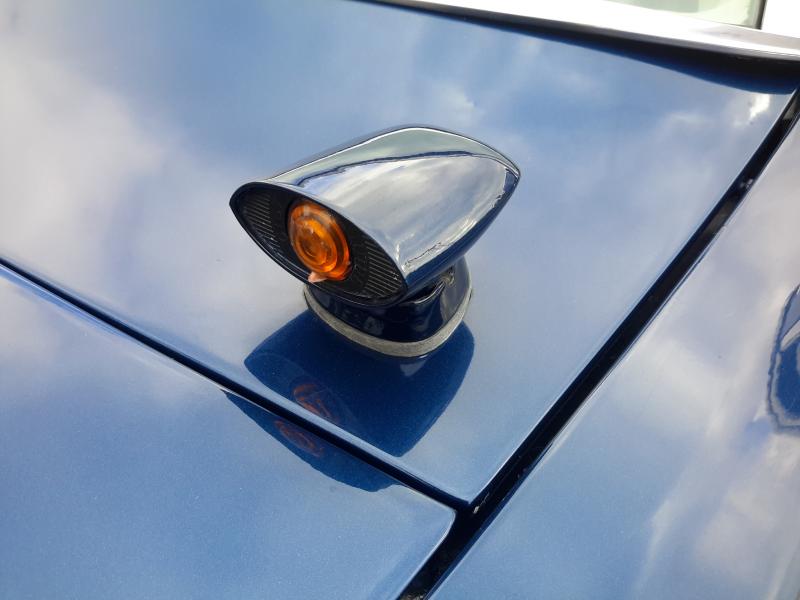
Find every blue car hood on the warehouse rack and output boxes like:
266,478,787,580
0,0,797,504
0,266,453,599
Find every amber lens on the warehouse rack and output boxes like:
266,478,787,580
288,200,351,281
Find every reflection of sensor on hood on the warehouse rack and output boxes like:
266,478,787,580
768,286,800,432
230,126,519,356
244,312,474,456
225,392,390,492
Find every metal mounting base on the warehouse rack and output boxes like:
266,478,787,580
303,264,472,358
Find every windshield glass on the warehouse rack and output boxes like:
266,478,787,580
608,0,763,27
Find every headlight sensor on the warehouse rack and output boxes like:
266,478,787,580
230,126,520,357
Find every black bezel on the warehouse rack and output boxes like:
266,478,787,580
231,183,407,307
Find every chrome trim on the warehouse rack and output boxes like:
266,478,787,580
303,282,472,357
376,0,800,62
252,126,519,294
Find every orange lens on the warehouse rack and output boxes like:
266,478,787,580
288,200,351,281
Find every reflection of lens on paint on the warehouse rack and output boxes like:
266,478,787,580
292,380,338,424
275,420,325,458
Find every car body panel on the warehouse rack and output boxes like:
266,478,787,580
1,0,798,504
0,266,453,600
431,122,800,599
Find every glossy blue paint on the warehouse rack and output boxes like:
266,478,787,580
0,267,453,600
431,123,800,599
0,0,797,503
